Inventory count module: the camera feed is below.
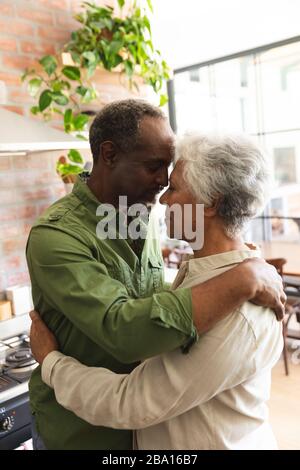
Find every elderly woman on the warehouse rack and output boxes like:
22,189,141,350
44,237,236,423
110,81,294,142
30,133,283,450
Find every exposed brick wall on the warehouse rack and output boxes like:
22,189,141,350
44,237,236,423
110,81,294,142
0,0,149,298
0,150,74,298
0,0,124,117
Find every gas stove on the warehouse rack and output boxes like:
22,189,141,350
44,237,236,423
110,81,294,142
0,333,38,449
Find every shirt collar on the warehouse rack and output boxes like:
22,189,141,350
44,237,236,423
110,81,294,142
72,177,101,212
182,247,261,276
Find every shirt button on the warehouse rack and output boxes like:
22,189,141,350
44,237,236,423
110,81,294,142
48,214,60,221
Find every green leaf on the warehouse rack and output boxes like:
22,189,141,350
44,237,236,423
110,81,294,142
75,85,96,103
30,106,40,115
28,78,42,97
117,0,125,8
70,51,81,64
64,109,72,123
52,107,64,115
87,63,96,78
57,162,83,177
112,54,123,68
76,85,88,97
159,94,168,107
68,149,84,164
73,113,89,130
146,0,153,13
110,40,123,55
51,91,69,106
75,133,88,141
82,51,97,64
143,16,151,34
51,79,71,92
62,66,81,81
39,89,52,111
124,60,134,77
39,55,57,76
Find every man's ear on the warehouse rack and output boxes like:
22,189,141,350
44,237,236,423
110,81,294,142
99,141,118,167
204,197,220,217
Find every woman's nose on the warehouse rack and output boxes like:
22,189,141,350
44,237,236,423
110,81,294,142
159,189,168,205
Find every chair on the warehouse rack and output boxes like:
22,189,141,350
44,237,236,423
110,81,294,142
266,258,300,375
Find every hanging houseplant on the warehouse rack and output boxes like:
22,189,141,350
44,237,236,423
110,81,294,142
21,0,170,181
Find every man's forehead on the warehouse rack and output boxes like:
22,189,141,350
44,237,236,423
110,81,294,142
133,142,175,161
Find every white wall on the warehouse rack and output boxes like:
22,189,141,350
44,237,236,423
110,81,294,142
152,0,300,70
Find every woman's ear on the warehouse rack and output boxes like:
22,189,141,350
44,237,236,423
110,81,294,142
204,197,220,217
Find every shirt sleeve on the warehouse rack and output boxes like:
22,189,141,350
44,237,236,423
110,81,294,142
27,226,196,363
41,312,258,429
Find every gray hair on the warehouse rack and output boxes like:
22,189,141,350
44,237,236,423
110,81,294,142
89,99,165,162
176,132,271,237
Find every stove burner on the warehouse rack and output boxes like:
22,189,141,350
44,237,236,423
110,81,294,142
5,348,36,370
0,334,38,383
6,348,34,367
7,348,32,364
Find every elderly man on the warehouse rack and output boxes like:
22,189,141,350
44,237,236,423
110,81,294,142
27,101,285,450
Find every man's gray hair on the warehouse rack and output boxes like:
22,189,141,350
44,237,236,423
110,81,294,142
176,132,271,237
89,99,165,162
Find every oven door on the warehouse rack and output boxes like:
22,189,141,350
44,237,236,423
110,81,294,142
0,392,31,450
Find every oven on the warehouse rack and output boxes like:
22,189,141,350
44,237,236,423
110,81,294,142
0,334,37,450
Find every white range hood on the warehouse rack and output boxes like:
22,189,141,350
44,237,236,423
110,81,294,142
0,108,90,154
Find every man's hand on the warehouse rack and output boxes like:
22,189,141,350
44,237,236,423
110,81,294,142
244,258,286,320
29,310,59,364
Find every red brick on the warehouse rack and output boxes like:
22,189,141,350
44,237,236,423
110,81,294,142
20,40,56,56
13,173,34,188
37,25,70,42
0,3,14,16
0,173,14,190
0,189,15,204
0,37,17,52
2,239,26,255
0,18,35,37
0,157,11,172
37,172,60,186
38,0,69,11
53,186,67,199
37,203,51,215
18,8,54,25
3,54,37,70
19,205,37,220
55,12,79,29
3,105,24,115
12,154,51,170
0,207,16,223
0,223,20,240
7,271,30,287
23,188,53,201
0,71,21,86
23,222,33,236
3,255,22,270
9,90,34,105
13,20,35,37
0,206,37,222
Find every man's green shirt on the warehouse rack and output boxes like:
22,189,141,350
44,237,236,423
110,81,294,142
26,178,195,450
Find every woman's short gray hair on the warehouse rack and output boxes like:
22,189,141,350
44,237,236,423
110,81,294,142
176,132,271,237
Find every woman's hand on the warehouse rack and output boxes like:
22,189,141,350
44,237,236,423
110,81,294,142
29,311,59,364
